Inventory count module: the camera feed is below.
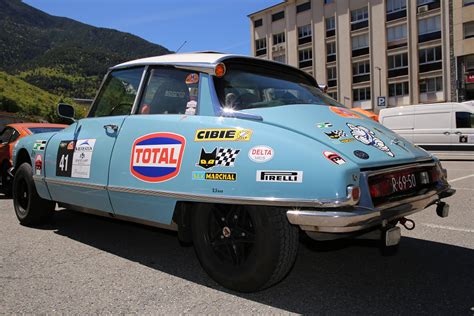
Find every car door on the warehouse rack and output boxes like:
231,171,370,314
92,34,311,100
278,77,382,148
453,111,474,150
45,67,145,212
413,106,453,150
107,67,202,224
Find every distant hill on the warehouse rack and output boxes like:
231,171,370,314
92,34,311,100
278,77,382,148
0,0,171,99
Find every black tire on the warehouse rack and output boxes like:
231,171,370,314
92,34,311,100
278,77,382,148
12,163,55,226
192,204,299,292
1,162,12,196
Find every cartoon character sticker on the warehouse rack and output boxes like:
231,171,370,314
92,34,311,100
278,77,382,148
329,107,361,119
347,123,394,157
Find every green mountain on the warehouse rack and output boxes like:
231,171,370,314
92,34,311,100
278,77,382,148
0,0,171,99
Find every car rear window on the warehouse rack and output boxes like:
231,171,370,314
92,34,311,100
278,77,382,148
27,127,65,134
213,61,341,111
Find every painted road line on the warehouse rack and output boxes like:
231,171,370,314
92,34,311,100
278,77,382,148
452,187,474,191
449,174,474,183
421,223,474,233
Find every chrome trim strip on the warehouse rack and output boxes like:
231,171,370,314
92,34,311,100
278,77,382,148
108,185,356,208
111,61,217,74
130,65,149,115
365,161,436,177
45,178,106,190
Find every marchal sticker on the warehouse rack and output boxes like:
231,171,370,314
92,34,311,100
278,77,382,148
131,133,186,182
192,171,237,181
248,146,273,163
194,128,252,142
323,151,346,165
256,171,303,183
347,123,395,157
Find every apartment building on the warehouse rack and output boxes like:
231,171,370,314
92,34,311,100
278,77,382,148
249,0,459,110
454,0,474,101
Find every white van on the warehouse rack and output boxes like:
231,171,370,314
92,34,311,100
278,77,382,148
379,103,474,157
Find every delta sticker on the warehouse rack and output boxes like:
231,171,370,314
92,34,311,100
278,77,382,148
323,151,346,165
329,106,361,119
130,132,186,182
248,146,273,163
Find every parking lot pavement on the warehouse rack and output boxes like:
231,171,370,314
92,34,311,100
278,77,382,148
0,161,473,314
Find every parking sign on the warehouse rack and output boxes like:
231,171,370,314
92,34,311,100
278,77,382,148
377,96,387,107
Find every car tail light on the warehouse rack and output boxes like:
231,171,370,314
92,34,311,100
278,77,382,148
214,63,226,77
347,185,360,202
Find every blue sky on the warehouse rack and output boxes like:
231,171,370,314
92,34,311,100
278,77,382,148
24,0,281,55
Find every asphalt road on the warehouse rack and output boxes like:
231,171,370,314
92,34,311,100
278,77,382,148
0,161,473,314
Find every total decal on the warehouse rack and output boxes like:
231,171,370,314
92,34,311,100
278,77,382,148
323,151,346,165
197,147,240,169
130,132,186,182
346,123,395,157
56,139,96,178
194,128,252,142
256,170,303,183
248,145,273,163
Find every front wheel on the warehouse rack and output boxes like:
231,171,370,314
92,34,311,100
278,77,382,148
192,204,299,292
13,163,55,226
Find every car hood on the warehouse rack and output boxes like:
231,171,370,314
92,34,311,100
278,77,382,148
243,104,432,168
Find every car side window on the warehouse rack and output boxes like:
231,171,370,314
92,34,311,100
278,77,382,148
89,67,144,117
137,68,199,115
455,112,474,128
9,129,19,142
0,128,14,144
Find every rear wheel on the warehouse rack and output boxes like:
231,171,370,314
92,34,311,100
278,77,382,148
13,163,55,226
192,204,299,292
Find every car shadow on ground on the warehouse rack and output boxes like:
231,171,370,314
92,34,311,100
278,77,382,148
39,209,474,314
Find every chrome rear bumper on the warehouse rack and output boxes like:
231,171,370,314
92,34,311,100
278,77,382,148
287,188,455,233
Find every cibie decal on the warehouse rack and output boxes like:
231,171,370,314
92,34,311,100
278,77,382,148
329,106,361,119
194,128,252,142
197,147,240,169
347,123,395,157
130,133,186,182
325,130,347,140
248,146,273,163
323,151,346,165
34,154,42,176
192,171,237,181
256,171,303,183
316,122,333,128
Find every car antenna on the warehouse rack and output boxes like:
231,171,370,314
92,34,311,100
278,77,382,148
176,41,187,53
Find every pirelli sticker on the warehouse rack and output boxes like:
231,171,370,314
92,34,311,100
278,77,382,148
192,171,237,181
194,128,252,142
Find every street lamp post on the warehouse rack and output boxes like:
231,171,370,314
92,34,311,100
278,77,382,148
375,66,382,98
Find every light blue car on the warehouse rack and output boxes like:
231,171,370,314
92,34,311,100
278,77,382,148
11,53,455,292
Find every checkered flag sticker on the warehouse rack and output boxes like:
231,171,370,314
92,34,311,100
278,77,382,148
216,148,240,167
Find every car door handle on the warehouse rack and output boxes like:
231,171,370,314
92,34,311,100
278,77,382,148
103,124,119,132
443,131,451,135
454,132,462,135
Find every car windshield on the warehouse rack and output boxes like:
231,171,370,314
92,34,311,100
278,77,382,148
213,61,341,111
27,127,64,134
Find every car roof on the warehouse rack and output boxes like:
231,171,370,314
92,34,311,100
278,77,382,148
7,123,68,129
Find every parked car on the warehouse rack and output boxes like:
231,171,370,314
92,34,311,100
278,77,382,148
11,53,455,292
379,103,474,158
0,123,66,194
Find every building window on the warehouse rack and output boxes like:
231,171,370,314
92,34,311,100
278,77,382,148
417,0,435,5
296,2,311,13
353,87,371,102
326,16,336,31
464,0,474,7
273,32,285,45
298,24,312,45
464,22,474,39
254,19,263,28
353,60,370,83
418,15,441,35
388,52,409,77
351,7,369,23
324,0,334,4
327,67,337,80
352,33,369,50
419,76,443,93
255,38,267,56
298,48,313,68
387,24,407,42
272,11,285,22
419,46,442,64
327,41,336,62
389,82,409,97
273,54,286,64
327,92,337,100
387,0,407,13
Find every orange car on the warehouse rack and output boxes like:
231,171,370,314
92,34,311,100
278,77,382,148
0,123,67,194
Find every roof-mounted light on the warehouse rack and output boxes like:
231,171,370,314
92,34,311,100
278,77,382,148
214,63,226,77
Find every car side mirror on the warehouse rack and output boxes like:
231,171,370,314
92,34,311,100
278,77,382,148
57,103,75,121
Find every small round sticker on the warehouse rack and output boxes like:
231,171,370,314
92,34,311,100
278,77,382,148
354,150,369,160
248,146,273,163
185,73,199,84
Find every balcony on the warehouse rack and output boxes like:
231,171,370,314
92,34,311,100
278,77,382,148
419,61,442,73
298,36,312,45
326,29,335,38
388,67,409,78
417,1,440,13
387,9,407,22
387,39,408,50
352,47,369,57
327,54,336,63
299,60,313,68
418,31,441,43
353,74,371,84
351,20,369,31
